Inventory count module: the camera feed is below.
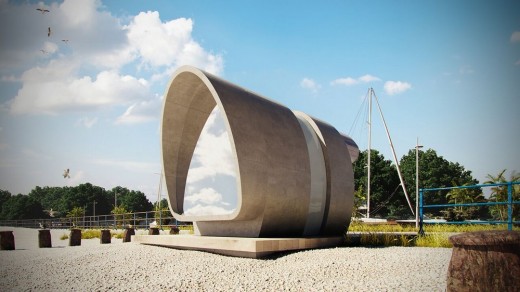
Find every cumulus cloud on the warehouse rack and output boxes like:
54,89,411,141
511,31,520,43
10,64,150,114
331,74,380,86
116,95,162,124
300,78,321,92
384,81,412,95
184,204,234,216
186,107,236,184
125,11,223,74
3,0,224,118
185,187,224,205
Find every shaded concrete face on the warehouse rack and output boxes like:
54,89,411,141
161,66,358,237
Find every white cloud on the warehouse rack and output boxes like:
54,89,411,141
2,0,224,116
184,204,234,216
76,117,98,128
115,95,162,125
10,63,150,114
125,11,223,75
185,187,223,205
511,31,520,43
300,78,321,92
331,74,380,86
186,107,236,184
384,81,411,95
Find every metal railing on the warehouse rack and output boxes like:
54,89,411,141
419,182,520,233
0,210,189,230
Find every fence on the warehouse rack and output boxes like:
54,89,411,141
0,210,189,230
419,182,520,233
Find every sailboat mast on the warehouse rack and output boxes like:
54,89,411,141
372,91,415,215
367,88,372,219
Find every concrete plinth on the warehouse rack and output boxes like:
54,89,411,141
69,229,81,246
148,228,159,235
133,234,343,258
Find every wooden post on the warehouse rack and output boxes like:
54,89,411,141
169,226,180,235
447,230,520,291
100,229,111,244
149,227,159,235
69,229,81,246
38,229,52,248
0,231,15,250
123,227,134,243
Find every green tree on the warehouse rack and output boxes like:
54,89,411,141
399,149,479,217
485,169,520,221
353,149,402,218
0,194,48,220
153,198,173,226
109,186,152,212
443,183,487,221
66,206,85,226
0,189,11,211
111,205,132,228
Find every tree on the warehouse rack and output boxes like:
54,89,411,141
443,183,487,221
399,149,479,217
66,206,85,226
0,189,11,211
153,198,173,225
485,169,520,221
0,194,48,220
353,149,402,218
111,205,132,228
109,186,152,213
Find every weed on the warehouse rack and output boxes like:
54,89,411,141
60,233,69,240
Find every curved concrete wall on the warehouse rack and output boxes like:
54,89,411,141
161,66,358,237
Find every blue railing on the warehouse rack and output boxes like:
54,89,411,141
419,182,520,233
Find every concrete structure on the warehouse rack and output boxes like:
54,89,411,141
160,66,358,238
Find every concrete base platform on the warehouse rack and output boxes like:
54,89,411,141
133,234,344,258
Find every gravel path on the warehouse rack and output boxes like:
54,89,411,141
0,228,452,291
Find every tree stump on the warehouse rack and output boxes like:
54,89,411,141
38,229,52,248
100,229,111,244
122,227,135,243
170,226,180,235
69,229,81,246
0,231,15,250
149,227,159,235
447,230,520,292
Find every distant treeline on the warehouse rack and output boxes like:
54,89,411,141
0,183,168,220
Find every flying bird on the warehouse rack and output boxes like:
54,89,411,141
48,27,51,37
40,49,48,54
63,168,70,179
36,8,50,14
61,39,69,44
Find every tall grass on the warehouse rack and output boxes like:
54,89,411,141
346,222,518,248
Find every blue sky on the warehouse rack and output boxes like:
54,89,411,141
0,0,519,215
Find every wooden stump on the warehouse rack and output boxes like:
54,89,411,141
149,227,159,235
122,227,135,243
69,229,81,246
38,229,52,248
169,226,180,235
447,230,520,292
0,231,15,250
100,230,111,244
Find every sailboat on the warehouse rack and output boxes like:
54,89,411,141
363,88,414,219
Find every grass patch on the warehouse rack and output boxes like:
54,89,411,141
346,221,518,248
60,233,69,240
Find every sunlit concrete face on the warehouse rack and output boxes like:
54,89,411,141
161,66,359,237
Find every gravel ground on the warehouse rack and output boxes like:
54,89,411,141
0,227,452,291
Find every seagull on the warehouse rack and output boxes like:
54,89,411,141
36,8,50,14
40,49,48,54
63,168,70,178
48,27,51,37
61,39,69,44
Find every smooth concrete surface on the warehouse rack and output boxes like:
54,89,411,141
133,234,344,258
161,66,359,238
